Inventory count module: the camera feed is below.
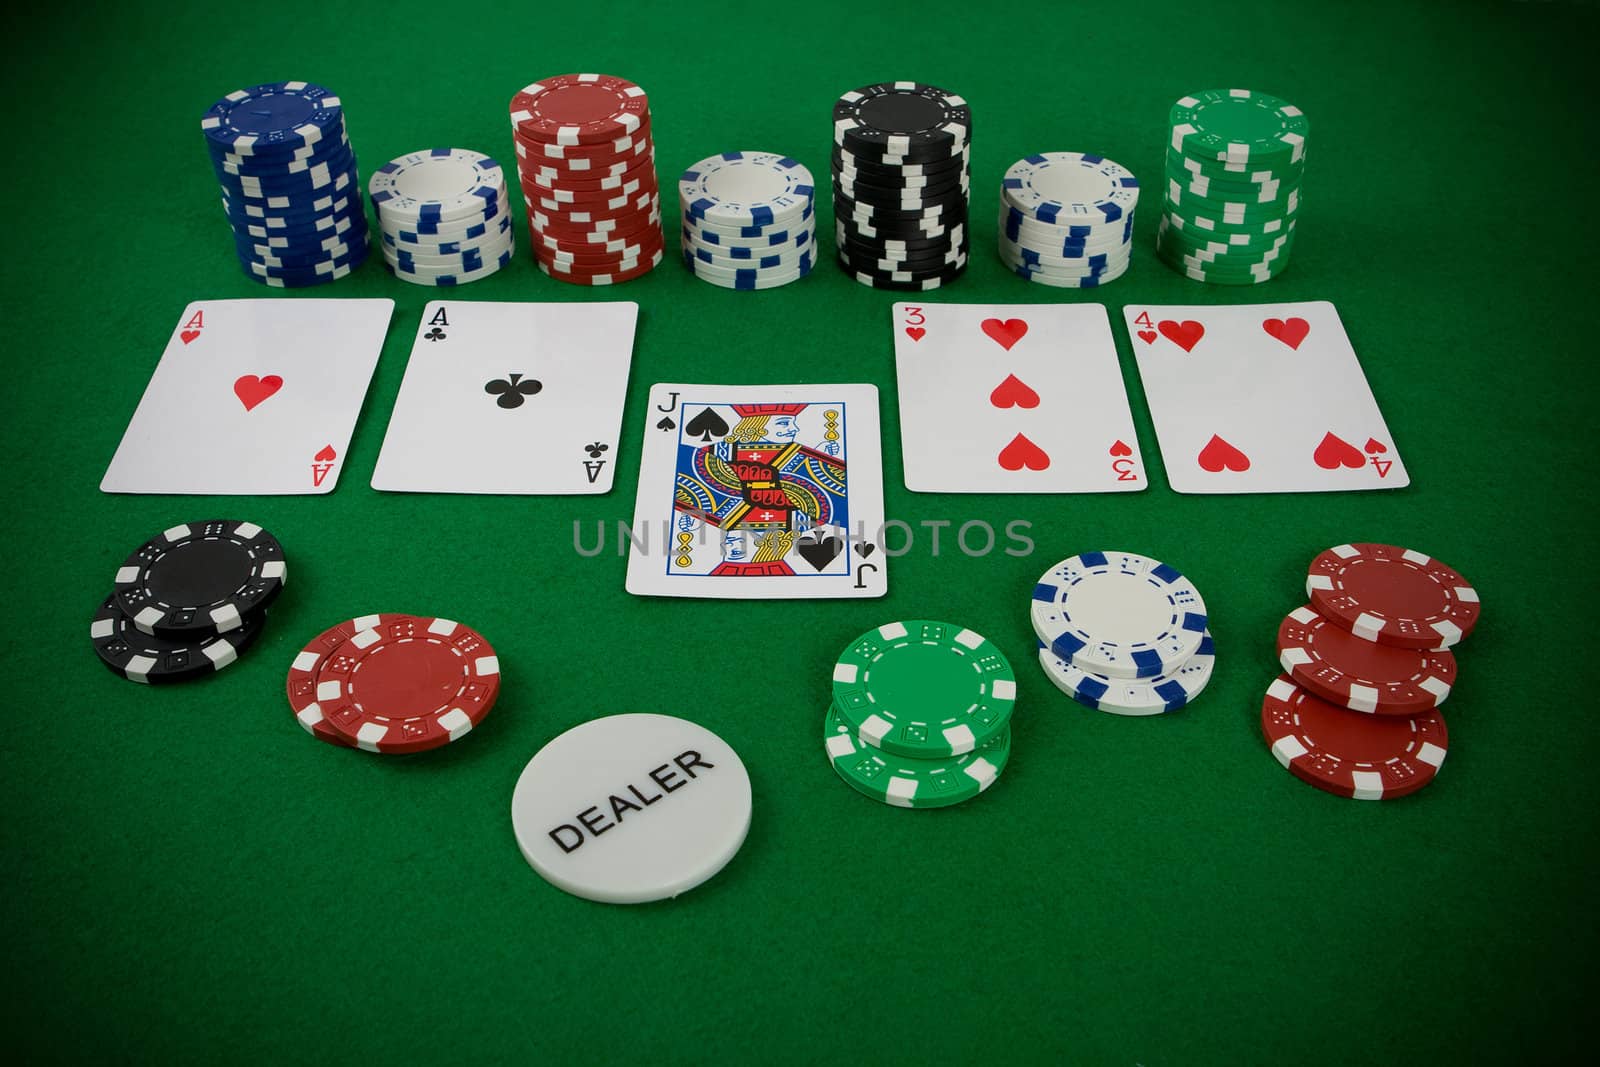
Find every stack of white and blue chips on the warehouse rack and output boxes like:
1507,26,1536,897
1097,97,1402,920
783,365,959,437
998,152,1138,288
201,81,370,288
368,148,513,286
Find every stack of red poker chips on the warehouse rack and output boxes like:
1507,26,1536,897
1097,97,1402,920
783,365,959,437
508,73,664,285
1261,543,1481,801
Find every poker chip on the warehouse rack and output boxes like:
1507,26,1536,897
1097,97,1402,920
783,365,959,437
90,595,265,684
831,620,1015,758
283,615,387,748
831,82,971,290
317,614,500,754
1038,632,1215,716
112,520,287,639
368,149,514,286
1031,551,1208,680
200,81,370,287
1261,675,1447,800
1306,543,1481,649
1276,606,1455,716
824,704,1008,809
511,713,751,903
997,152,1138,289
1159,89,1308,283
508,74,663,285
678,153,816,291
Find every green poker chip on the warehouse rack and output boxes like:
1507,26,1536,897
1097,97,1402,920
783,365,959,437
823,704,1009,809
830,619,1016,758
1168,89,1309,165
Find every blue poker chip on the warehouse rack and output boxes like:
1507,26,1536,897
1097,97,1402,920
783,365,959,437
239,240,369,280
1030,551,1208,680
210,134,353,177
211,146,358,197
201,81,345,153
228,197,367,239
222,192,363,233
1001,152,1140,226
383,205,508,244
236,233,369,270
368,148,506,228
1037,633,1215,715
678,152,815,228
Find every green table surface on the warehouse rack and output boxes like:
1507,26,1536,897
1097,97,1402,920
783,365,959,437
5,1,1597,1062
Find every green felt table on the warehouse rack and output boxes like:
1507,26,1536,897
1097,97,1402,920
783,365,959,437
4,1,1597,1062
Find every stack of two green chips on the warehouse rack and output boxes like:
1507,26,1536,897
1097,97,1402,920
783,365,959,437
1158,88,1309,285
824,619,1016,809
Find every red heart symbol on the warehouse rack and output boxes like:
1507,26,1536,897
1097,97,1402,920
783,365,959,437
1158,319,1205,352
1262,317,1310,349
180,329,201,345
904,327,926,342
1136,330,1157,344
314,444,337,462
998,433,1050,471
1109,440,1133,457
1364,437,1387,454
981,317,1029,351
989,373,1040,409
1313,431,1366,470
234,374,283,412
1197,434,1250,472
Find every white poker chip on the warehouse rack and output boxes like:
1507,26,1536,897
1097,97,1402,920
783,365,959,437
510,713,752,904
367,148,506,223
1030,551,1208,680
678,151,815,227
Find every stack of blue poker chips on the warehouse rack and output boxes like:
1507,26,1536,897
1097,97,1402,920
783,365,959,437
201,81,370,288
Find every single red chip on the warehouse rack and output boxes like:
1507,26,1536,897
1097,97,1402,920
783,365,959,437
522,154,657,195
1306,543,1480,649
509,74,650,146
319,615,501,754
533,232,664,269
513,125,652,165
1261,674,1447,800
1277,606,1456,715
284,615,390,749
536,246,664,286
528,207,661,244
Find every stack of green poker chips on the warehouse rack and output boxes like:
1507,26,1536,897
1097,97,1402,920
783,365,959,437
825,619,1015,808
1158,88,1309,285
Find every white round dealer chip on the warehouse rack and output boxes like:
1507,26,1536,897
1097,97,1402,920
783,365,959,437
510,713,752,904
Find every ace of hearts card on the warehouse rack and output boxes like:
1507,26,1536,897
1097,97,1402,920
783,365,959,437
625,383,887,599
1121,300,1408,494
892,302,1145,492
101,299,394,495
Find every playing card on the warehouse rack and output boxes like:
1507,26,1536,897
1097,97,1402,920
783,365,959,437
371,300,638,494
625,383,887,599
101,298,394,495
893,302,1145,492
1121,300,1408,494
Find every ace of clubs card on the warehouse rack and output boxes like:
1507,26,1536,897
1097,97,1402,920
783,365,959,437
371,300,638,494
625,383,887,599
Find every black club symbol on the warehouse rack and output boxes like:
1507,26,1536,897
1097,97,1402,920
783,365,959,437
424,327,446,342
584,442,609,459
485,373,543,409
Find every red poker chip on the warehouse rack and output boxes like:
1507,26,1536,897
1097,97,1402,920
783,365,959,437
509,74,650,145
524,185,657,220
318,614,501,754
512,129,652,169
284,615,398,748
536,246,664,285
521,149,653,185
529,204,660,240
1276,605,1456,715
530,216,663,252
519,173,658,211
533,233,664,268
522,156,657,195
1306,543,1480,649
1261,674,1447,800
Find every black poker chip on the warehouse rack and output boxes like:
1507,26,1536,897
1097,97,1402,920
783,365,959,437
832,147,969,183
112,519,287,639
90,594,267,684
833,172,969,206
836,220,965,252
835,253,969,290
833,188,967,224
833,82,971,160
